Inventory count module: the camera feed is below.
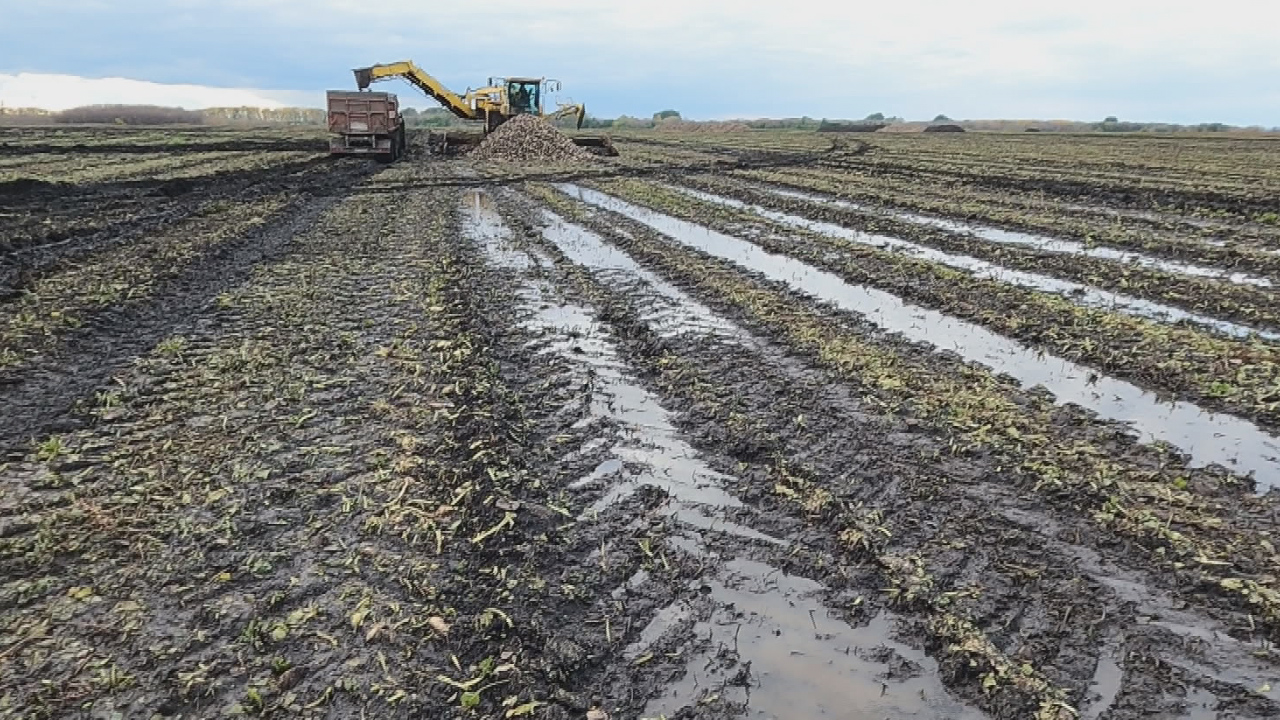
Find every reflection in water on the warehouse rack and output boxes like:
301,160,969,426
636,541,990,720
467,191,989,719
677,186,1280,342
465,191,751,523
561,184,1280,487
754,183,1273,288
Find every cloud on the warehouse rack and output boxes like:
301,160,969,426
0,73,310,111
2,1,1278,124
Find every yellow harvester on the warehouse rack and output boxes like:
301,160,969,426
352,61,616,155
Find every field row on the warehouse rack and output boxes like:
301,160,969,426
2,130,1279,719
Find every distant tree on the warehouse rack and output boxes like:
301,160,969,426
933,114,951,122
580,115,613,129
1103,116,1119,123
55,104,203,125
402,107,462,128
865,112,885,121
611,115,652,129
1096,118,1144,132
653,109,681,121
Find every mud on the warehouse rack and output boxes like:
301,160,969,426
0,161,378,450
814,148,1280,219
3,130,1279,720
560,183,1280,484
677,184,1280,341
488,186,1280,718
673,173,1280,334
757,183,1274,288
0,138,327,155
0,155,340,263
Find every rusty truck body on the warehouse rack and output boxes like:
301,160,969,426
327,90,406,162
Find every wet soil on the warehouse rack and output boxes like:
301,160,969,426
0,125,327,155
0,161,379,450
487,186,1280,718
673,181,1280,344
520,180,1280,636
3,130,1279,720
0,162,716,720
812,149,1280,219
740,164,1280,279
693,174,1280,324
574,179,1280,446
0,155,338,262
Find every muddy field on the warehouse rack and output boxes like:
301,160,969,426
2,126,1279,720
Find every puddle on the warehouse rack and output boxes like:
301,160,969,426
463,192,773,546
561,184,1280,487
1081,647,1123,720
536,212,741,341
637,551,989,720
569,458,624,490
1183,687,1219,720
751,183,1273,288
1007,505,1280,706
675,186,1279,342
464,194,987,716
463,192,962,715
1061,202,1248,232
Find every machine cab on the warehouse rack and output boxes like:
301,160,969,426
491,77,563,117
506,79,540,115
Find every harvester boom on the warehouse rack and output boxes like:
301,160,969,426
353,61,478,121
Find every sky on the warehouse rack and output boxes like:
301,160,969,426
2,0,1277,125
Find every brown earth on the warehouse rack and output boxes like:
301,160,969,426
1,126,1278,720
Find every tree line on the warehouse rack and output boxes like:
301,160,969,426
2,104,1274,134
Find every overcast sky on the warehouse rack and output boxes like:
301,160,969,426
2,0,1277,124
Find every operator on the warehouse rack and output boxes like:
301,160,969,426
512,85,529,113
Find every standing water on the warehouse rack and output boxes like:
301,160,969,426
559,184,1280,487
674,186,1280,342
463,191,991,719
751,182,1274,288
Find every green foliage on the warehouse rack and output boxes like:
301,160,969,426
610,115,653,129
580,114,613,129
404,107,465,128
1097,117,1145,132
56,104,205,126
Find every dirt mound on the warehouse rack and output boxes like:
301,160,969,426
924,124,966,133
470,114,594,163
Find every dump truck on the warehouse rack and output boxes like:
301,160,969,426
351,60,616,157
327,90,407,162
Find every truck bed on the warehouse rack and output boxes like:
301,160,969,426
327,90,404,159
